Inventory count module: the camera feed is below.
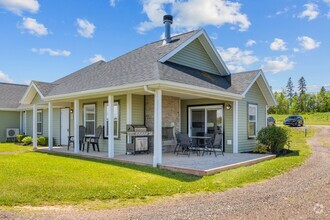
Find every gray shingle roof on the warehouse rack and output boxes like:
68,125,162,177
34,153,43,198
47,30,200,97
0,83,28,108
33,81,58,96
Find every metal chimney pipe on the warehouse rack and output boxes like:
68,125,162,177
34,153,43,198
163,15,173,44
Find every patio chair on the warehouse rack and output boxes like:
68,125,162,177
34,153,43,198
67,125,86,151
203,133,224,157
86,126,103,152
175,133,196,157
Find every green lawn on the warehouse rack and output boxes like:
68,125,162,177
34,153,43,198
270,112,330,125
0,128,313,207
0,144,32,153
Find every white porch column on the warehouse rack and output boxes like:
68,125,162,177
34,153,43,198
233,100,238,153
153,89,162,167
48,102,53,150
19,111,22,133
265,105,268,126
74,99,80,154
126,93,132,144
32,104,37,150
108,95,115,158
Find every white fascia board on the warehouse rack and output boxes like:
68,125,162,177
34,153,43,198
241,70,277,106
158,30,203,63
44,79,243,102
199,29,230,75
19,81,44,104
0,108,21,112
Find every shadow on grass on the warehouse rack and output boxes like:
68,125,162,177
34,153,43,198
278,149,300,157
35,151,202,182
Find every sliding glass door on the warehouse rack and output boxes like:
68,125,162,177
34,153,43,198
188,105,223,137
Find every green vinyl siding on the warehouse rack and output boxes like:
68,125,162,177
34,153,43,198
168,38,220,75
181,99,234,153
237,82,267,152
0,111,20,142
79,94,144,155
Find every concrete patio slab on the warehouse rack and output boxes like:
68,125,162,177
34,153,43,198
37,147,276,176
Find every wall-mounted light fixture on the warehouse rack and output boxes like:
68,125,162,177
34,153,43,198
70,109,73,113
226,104,232,110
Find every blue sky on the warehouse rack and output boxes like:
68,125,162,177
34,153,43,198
0,0,329,93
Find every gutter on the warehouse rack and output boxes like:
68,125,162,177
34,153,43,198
143,85,155,94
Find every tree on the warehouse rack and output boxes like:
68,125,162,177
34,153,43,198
286,77,294,105
298,77,307,96
317,86,328,112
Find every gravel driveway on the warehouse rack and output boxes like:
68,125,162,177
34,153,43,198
1,126,329,220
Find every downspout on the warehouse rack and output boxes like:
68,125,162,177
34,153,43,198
144,85,155,94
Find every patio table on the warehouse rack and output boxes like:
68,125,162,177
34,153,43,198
190,136,212,155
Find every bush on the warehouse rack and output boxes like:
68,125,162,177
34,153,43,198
16,134,26,143
22,136,33,146
253,144,269,154
37,136,48,146
257,126,290,154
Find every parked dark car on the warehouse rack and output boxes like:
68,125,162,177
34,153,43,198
283,115,304,127
267,116,276,126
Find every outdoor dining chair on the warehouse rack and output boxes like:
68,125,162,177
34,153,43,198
175,133,194,157
86,125,103,152
202,133,224,157
67,125,86,151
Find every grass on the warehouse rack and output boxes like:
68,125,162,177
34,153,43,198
0,128,313,208
270,112,330,125
0,144,32,153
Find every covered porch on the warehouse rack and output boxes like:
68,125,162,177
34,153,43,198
38,146,275,176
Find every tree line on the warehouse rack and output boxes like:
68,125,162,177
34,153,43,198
268,77,330,114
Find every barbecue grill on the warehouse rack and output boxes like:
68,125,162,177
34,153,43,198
124,125,153,154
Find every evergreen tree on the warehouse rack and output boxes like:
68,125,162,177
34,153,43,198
286,77,294,104
298,77,307,95
297,77,307,112
317,86,328,112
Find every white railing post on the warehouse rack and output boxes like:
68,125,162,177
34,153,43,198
32,104,38,150
74,99,80,154
48,102,53,150
108,95,115,158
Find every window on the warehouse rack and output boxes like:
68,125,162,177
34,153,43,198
37,110,42,135
104,102,119,138
248,104,258,138
84,104,96,136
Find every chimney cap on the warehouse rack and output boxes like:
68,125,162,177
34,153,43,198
163,15,173,24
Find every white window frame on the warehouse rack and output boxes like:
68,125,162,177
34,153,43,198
37,110,43,135
84,104,96,136
248,104,258,138
104,102,119,138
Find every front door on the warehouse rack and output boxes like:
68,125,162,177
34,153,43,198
61,108,70,146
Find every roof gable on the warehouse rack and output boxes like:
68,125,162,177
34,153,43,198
159,29,230,76
0,83,28,109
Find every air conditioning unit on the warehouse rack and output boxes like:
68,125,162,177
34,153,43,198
6,128,19,138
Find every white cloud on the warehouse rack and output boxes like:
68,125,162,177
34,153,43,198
0,71,14,83
32,48,71,57
270,38,287,51
298,3,319,21
76,18,95,38
89,54,105,63
306,84,330,92
23,80,31,85
218,47,258,73
297,36,321,50
209,32,218,40
109,0,118,7
261,55,294,74
0,0,39,15
246,39,256,47
19,17,48,36
293,48,300,52
137,0,250,34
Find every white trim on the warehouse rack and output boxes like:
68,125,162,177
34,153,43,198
0,108,21,111
126,93,132,124
241,70,276,106
104,102,119,138
44,80,243,102
48,102,53,150
73,99,80,154
32,104,37,149
159,30,203,63
20,81,45,104
266,105,268,127
153,89,162,167
108,95,115,158
37,109,43,135
248,104,258,138
83,104,96,136
233,100,238,153
19,111,22,133
178,98,181,132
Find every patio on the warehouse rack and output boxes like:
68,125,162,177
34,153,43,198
38,147,276,176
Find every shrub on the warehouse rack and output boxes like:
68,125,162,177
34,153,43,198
253,144,269,154
16,134,26,143
22,136,33,146
37,136,48,146
256,126,290,154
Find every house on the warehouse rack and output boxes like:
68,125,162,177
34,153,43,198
0,15,276,167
